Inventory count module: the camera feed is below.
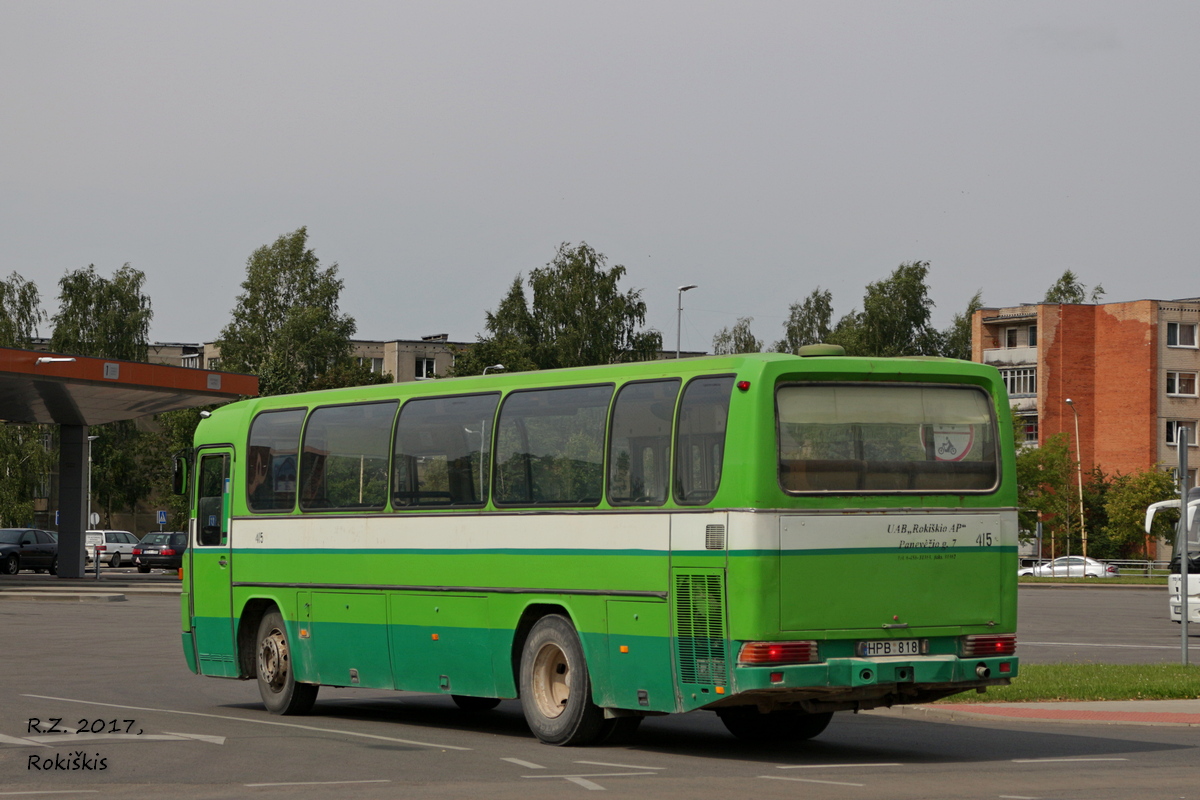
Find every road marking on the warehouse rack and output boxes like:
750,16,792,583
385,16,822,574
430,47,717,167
21,694,471,751
760,775,865,787
575,760,665,770
999,795,1042,799
21,733,222,745
1008,762,1128,767
0,733,48,748
0,792,101,796
503,758,546,769
565,777,605,790
245,780,390,787
778,762,901,770
524,772,657,779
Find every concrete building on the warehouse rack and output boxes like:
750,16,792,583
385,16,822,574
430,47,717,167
198,334,471,381
973,299,1200,482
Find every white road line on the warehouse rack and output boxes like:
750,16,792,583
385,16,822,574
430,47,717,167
21,694,471,751
760,775,865,787
0,793,101,797
0,733,48,748
245,780,391,787
503,758,546,769
1012,758,1129,764
524,772,657,779
565,777,605,790
778,762,901,770
999,795,1042,799
574,760,666,770
23,733,218,745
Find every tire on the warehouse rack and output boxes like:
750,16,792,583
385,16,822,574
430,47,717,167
716,707,834,742
109,553,122,568
451,695,502,712
2,554,18,575
255,610,318,715
49,557,58,576
137,565,151,574
519,614,607,746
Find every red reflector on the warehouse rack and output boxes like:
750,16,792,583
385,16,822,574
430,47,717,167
769,671,784,683
999,662,1012,673
736,380,751,391
962,634,1016,657
738,641,818,665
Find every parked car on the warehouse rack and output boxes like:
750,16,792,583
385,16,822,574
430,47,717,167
0,528,59,575
1018,556,1119,578
85,530,140,567
132,531,188,573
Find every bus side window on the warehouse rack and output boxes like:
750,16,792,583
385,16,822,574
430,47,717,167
393,393,500,508
608,379,680,506
674,376,734,505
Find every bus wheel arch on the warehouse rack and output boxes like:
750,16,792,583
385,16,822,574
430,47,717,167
253,608,318,715
517,612,608,746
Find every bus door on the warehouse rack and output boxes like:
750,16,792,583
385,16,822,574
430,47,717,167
189,447,238,677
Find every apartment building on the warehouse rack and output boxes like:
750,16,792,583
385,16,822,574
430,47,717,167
199,334,470,382
972,299,1200,483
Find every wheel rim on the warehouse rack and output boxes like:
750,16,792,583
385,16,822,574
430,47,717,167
4,556,17,574
258,626,290,694
530,641,571,719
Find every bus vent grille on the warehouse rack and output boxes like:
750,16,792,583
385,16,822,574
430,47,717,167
674,573,727,686
705,524,726,550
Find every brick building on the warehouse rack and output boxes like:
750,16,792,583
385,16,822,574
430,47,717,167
973,298,1200,487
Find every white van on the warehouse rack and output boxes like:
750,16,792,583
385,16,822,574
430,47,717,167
85,530,140,567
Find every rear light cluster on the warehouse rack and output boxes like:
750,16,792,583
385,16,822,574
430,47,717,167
132,548,142,555
161,549,177,556
961,634,1016,657
738,641,819,665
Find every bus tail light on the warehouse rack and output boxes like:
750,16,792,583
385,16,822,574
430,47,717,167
738,641,819,665
961,634,1016,656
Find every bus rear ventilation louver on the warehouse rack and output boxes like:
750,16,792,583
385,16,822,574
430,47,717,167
675,573,727,686
705,524,726,550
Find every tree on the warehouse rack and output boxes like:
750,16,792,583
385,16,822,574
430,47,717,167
217,227,387,395
941,290,983,361
1102,470,1177,559
50,264,157,524
50,264,151,360
829,261,941,357
0,272,45,348
452,242,661,375
1043,269,1105,304
773,289,833,353
1015,432,1078,552
712,317,762,355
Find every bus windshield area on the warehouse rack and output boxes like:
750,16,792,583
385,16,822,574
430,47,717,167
777,383,998,493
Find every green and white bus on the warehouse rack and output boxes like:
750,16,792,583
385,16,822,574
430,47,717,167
180,350,1019,745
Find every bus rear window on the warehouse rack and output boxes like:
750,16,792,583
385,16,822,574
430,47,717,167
776,384,998,494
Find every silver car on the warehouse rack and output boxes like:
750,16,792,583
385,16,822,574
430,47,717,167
1018,556,1119,578
85,530,140,568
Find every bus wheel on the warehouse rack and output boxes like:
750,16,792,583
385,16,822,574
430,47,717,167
519,614,606,746
716,707,833,742
255,610,318,715
452,695,502,712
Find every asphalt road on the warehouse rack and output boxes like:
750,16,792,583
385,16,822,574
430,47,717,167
0,587,1197,799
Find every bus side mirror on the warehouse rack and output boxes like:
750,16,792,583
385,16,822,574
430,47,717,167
172,454,188,496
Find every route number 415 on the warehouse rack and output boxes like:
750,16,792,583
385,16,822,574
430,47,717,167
975,532,993,547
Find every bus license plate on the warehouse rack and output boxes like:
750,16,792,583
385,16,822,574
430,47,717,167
859,639,920,657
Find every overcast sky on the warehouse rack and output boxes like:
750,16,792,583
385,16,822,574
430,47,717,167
4,1,1197,354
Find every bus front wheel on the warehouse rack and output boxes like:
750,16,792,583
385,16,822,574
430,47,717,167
716,707,833,742
519,614,606,746
255,610,318,715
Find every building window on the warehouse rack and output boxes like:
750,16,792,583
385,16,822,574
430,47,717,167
182,355,200,369
1167,371,1198,396
1028,325,1037,347
1167,420,1199,446
1000,367,1036,396
1019,414,1039,444
416,357,436,379
206,358,221,370
358,357,384,373
1005,328,1018,348
1168,467,1197,488
1167,322,1198,348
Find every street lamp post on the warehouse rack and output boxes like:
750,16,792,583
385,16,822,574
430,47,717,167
1065,399,1087,563
87,434,98,577
482,364,504,376
676,284,697,360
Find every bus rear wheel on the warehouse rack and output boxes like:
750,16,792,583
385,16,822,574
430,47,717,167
255,610,318,715
519,614,607,746
716,707,833,742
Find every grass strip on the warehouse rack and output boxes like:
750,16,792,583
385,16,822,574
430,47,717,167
940,663,1200,703
1018,576,1167,586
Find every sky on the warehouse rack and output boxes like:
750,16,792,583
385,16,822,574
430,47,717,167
3,1,1198,355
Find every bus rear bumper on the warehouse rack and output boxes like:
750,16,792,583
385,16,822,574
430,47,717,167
714,655,1018,713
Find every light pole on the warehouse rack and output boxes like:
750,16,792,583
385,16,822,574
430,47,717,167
1065,399,1087,563
87,434,98,576
482,364,504,376
676,284,697,360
